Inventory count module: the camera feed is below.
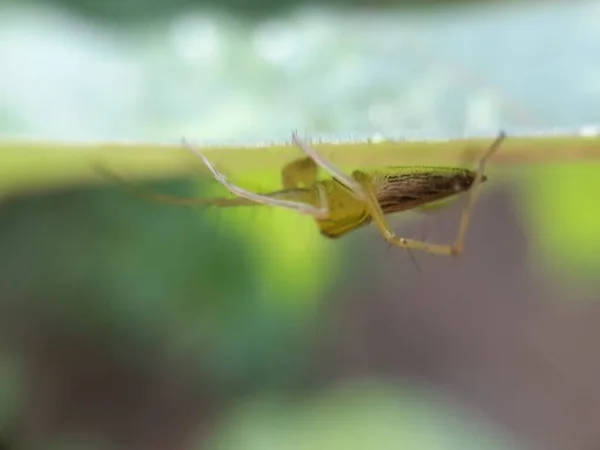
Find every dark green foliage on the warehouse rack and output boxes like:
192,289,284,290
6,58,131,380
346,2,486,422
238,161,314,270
0,180,316,397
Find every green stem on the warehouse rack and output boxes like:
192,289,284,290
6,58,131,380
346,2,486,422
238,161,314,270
1,133,599,197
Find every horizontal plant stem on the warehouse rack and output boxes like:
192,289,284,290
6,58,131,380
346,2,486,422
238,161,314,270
1,132,600,198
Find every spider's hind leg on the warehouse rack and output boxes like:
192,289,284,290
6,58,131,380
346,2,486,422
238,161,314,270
183,138,330,219
451,130,506,254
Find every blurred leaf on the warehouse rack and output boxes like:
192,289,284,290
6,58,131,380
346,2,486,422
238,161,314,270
207,380,522,450
0,179,324,393
524,161,600,280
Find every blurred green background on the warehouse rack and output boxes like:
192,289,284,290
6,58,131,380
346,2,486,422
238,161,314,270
2,1,600,449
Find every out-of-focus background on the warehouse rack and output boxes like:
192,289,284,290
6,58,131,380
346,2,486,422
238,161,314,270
2,1,600,449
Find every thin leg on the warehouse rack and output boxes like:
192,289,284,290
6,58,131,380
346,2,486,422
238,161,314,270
291,131,368,201
452,130,506,253
183,138,330,219
92,164,230,206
